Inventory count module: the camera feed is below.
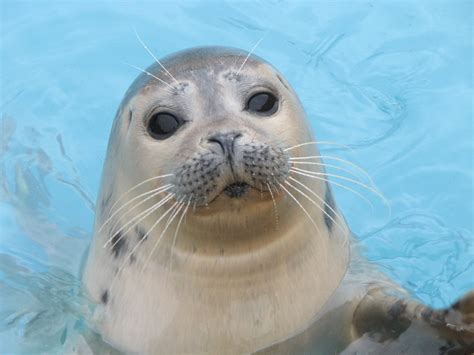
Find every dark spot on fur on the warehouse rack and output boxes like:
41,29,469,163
100,192,113,218
324,183,336,231
421,308,433,322
136,227,147,241
388,300,406,319
130,254,136,264
224,71,241,82
111,232,127,258
101,290,109,304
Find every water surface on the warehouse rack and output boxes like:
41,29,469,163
1,1,472,353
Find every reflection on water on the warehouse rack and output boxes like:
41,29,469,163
1,1,472,353
0,253,91,353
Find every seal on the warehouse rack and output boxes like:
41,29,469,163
82,46,474,354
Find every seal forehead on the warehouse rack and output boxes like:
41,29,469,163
121,46,273,112
157,46,268,74
126,47,269,96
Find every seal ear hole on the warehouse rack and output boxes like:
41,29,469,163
147,112,182,140
246,92,279,116
276,74,290,90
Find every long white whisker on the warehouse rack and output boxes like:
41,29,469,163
124,62,175,90
278,183,321,235
105,193,174,248
109,200,180,293
287,176,347,234
169,196,192,271
142,201,184,271
99,184,173,233
291,167,389,209
291,161,365,182
133,28,180,85
139,200,181,248
107,188,173,241
290,169,374,211
289,155,376,188
237,32,267,74
266,182,279,231
285,141,355,153
106,173,173,219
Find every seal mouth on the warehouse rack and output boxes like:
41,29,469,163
223,182,250,198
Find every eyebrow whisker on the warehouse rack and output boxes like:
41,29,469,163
237,32,268,74
123,62,175,90
134,28,180,85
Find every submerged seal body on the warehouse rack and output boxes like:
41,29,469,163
82,47,473,354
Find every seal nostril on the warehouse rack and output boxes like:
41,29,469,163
208,137,226,154
208,132,242,155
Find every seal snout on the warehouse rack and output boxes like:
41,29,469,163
207,131,242,157
173,135,291,206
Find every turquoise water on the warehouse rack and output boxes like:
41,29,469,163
1,1,472,353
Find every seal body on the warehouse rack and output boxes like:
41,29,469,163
82,47,473,354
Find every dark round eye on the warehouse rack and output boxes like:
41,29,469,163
148,112,182,140
247,92,278,115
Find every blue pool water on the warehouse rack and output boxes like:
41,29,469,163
1,1,472,353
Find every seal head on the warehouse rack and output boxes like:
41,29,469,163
83,46,350,354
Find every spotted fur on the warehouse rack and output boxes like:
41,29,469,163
111,232,127,258
172,142,290,206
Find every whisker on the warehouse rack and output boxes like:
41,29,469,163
290,161,365,182
289,155,376,188
168,196,192,271
109,199,181,293
99,184,173,233
106,173,173,218
266,182,279,231
237,32,267,74
133,28,180,85
287,176,347,234
107,188,173,241
278,183,321,235
104,193,174,248
289,169,374,211
124,62,175,90
285,141,355,153
291,167,389,209
142,200,184,271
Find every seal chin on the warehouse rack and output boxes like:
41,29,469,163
223,182,250,198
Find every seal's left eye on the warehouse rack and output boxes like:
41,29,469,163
148,113,182,140
247,92,278,115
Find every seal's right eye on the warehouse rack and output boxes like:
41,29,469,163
147,112,182,140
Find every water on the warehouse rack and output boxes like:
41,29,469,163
1,1,472,353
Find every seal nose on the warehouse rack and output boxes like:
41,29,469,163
208,132,242,156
